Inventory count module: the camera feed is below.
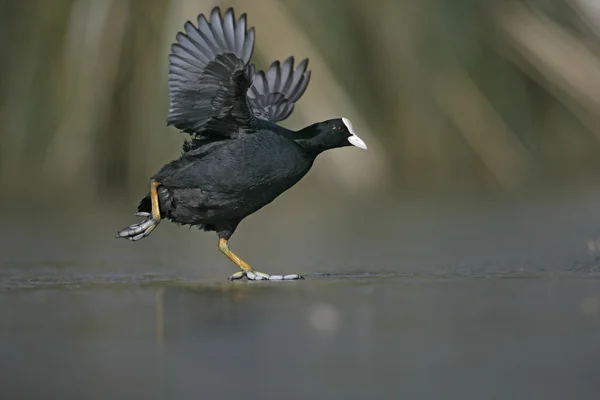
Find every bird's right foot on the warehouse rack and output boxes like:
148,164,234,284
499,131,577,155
116,212,160,241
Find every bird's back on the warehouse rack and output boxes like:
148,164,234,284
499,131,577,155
151,131,313,223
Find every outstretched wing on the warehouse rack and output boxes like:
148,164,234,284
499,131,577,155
247,57,311,122
168,7,257,142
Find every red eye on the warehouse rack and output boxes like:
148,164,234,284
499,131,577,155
337,126,343,131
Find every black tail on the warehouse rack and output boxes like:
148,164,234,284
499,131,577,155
137,195,151,213
137,186,173,216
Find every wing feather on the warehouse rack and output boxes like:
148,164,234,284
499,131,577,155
167,7,257,142
247,56,311,122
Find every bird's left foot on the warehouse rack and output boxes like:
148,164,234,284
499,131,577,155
228,271,304,281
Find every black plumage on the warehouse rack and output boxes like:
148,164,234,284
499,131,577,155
117,7,367,281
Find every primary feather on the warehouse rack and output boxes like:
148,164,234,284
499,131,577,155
248,57,311,122
167,8,256,138
167,7,312,153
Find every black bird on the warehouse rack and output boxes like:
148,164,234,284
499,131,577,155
116,7,367,281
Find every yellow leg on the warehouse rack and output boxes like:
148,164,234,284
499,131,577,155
218,238,255,273
218,238,303,281
150,179,161,221
116,179,162,241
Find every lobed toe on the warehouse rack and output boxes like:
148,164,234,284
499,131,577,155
116,219,158,240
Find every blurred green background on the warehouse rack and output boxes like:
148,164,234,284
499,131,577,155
4,0,600,278
4,0,600,209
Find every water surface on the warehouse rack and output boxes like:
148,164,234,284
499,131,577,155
2,193,600,399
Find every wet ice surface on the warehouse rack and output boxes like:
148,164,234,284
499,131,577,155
1,275,600,399
2,191,600,399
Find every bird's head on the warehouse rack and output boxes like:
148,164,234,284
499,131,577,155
295,117,367,154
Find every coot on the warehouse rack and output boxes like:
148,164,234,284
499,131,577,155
117,7,367,281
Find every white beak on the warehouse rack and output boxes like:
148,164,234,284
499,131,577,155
343,117,367,150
